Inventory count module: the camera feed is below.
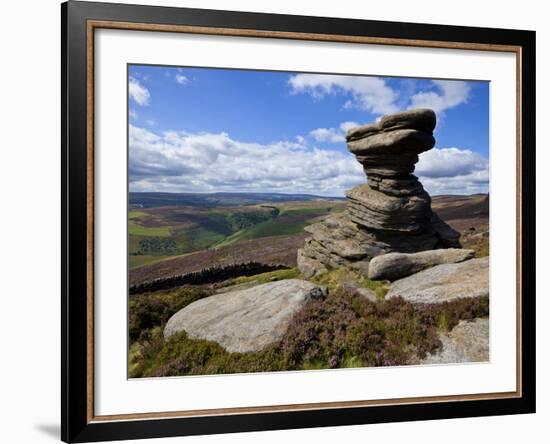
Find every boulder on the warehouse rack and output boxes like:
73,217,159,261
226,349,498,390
379,108,437,133
420,318,489,364
368,248,475,281
347,185,432,233
347,128,435,156
386,256,489,303
346,108,436,141
367,175,424,196
164,279,327,353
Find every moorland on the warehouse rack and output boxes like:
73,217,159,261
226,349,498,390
128,191,489,378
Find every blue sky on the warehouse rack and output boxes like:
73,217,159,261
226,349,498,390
128,64,489,196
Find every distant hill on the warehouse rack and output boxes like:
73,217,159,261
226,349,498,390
129,192,345,208
127,199,346,269
431,194,489,221
129,193,489,282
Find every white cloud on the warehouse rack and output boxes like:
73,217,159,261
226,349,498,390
309,121,360,143
309,127,345,143
417,147,488,178
129,125,364,196
175,74,189,85
289,74,471,118
417,147,488,195
129,125,487,197
409,80,470,114
288,74,399,115
129,77,150,106
339,121,359,133
129,109,138,121
419,171,489,196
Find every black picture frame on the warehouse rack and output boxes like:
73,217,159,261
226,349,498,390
61,1,536,442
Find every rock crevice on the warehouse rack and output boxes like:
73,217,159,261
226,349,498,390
298,109,460,278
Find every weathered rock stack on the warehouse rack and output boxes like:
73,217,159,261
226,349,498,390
298,108,461,278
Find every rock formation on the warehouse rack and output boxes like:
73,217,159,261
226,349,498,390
420,318,489,364
368,248,474,281
385,256,489,304
164,279,327,353
298,108,461,278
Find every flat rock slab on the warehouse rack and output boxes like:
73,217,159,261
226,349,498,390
421,318,489,364
368,248,474,281
346,109,436,142
386,256,489,303
164,279,327,353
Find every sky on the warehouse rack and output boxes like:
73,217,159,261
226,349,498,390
128,64,489,196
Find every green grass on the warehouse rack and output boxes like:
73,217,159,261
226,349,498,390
128,220,172,237
173,226,229,252
213,206,341,248
212,219,301,247
128,209,173,237
311,267,390,299
244,219,306,237
213,216,308,248
339,354,364,368
129,210,148,219
233,267,301,285
474,237,490,257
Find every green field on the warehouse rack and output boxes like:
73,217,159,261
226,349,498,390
213,208,329,248
129,254,171,269
128,200,344,268
128,220,172,237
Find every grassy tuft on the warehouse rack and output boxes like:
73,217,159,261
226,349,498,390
311,267,390,298
233,267,301,285
474,236,490,257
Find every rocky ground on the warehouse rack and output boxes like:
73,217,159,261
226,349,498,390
420,318,489,364
164,279,327,353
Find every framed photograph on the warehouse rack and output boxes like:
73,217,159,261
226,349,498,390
62,1,535,442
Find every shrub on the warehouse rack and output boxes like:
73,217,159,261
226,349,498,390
129,286,213,343
137,238,179,255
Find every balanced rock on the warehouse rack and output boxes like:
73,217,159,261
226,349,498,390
164,279,327,353
298,109,461,278
385,256,489,304
368,248,475,281
420,318,489,364
347,185,432,233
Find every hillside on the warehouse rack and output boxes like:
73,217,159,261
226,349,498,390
129,197,345,268
129,232,306,286
129,193,489,286
431,194,489,231
130,191,345,208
